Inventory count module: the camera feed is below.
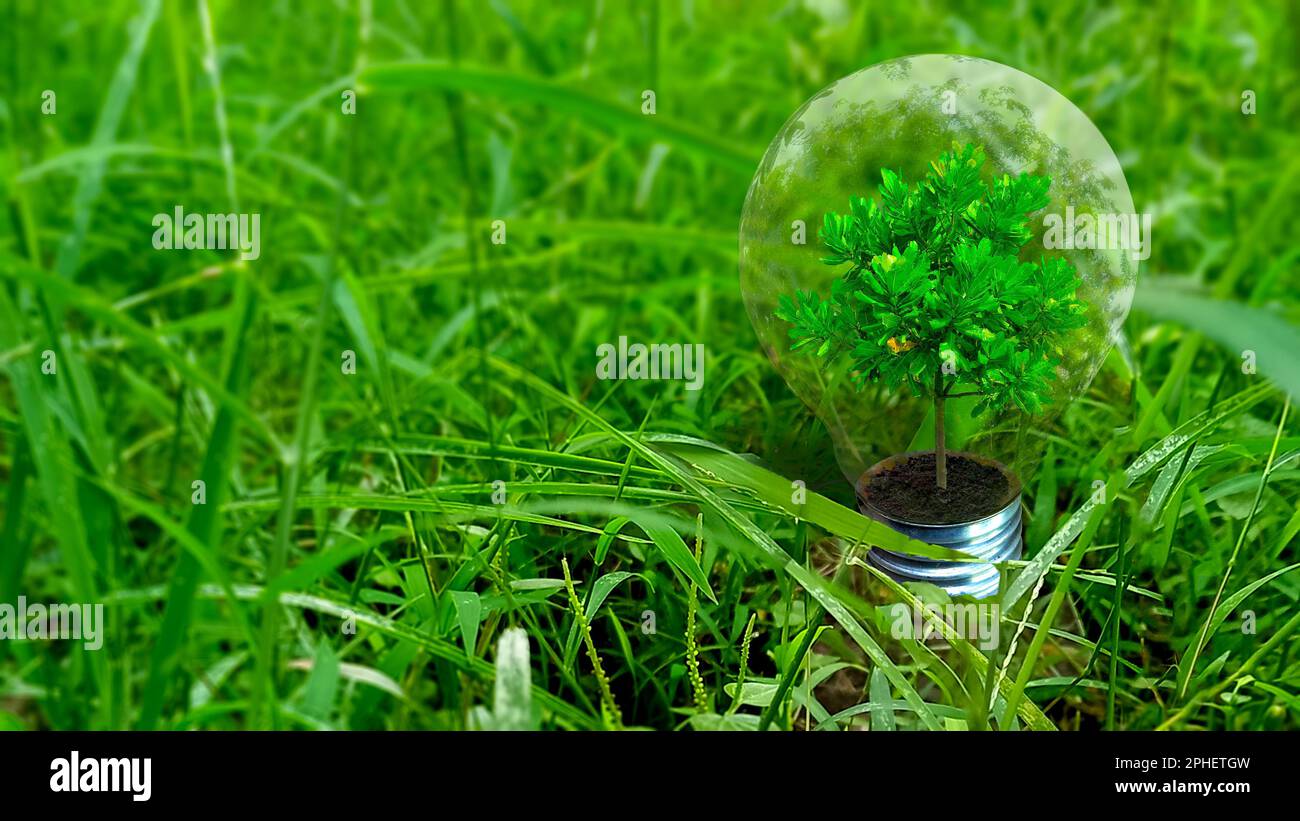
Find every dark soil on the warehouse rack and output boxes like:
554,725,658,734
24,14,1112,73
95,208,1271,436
861,452,1012,525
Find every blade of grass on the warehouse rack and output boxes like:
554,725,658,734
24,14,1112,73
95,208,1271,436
1177,396,1291,702
492,358,944,730
655,437,971,561
115,583,602,729
137,281,257,729
849,556,1055,731
1134,284,1300,400
360,61,759,174
1000,472,1121,728
0,256,279,449
1006,381,1276,612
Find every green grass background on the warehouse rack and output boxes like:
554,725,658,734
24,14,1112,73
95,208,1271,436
1,0,1298,730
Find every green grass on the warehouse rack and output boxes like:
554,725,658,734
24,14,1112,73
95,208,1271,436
0,0,1298,731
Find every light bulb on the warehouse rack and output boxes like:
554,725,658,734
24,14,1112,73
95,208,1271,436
739,55,1137,597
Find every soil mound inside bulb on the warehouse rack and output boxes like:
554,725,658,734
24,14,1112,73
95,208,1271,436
863,453,1009,525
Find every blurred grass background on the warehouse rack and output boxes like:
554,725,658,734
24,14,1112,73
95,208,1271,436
0,0,1298,730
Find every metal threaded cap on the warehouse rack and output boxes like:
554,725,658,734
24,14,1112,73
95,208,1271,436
856,451,1023,599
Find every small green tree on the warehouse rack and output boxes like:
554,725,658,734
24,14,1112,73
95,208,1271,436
776,143,1087,490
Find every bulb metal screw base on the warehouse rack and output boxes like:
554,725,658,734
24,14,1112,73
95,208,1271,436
856,452,1022,599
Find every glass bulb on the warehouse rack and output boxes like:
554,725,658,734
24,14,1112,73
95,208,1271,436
739,55,1138,596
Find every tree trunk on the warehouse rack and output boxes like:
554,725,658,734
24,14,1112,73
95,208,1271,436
934,370,947,490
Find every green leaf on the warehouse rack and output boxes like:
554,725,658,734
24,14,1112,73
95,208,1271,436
1134,282,1300,399
450,591,482,661
688,712,765,731
869,668,897,731
637,520,716,602
722,680,779,708
564,571,643,667
594,516,633,564
362,62,758,175
299,640,340,721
